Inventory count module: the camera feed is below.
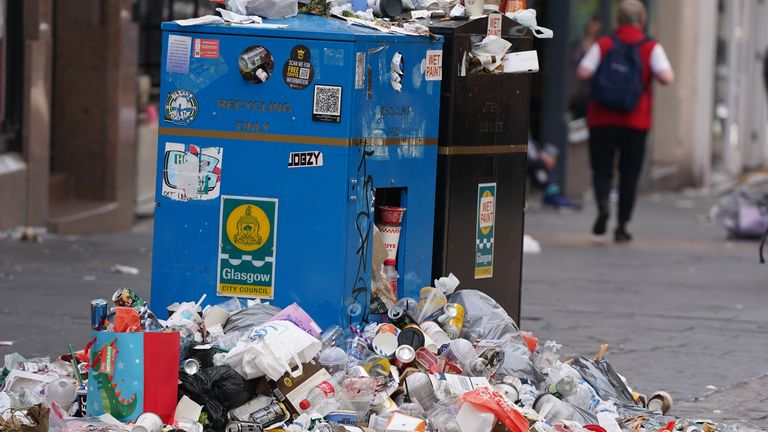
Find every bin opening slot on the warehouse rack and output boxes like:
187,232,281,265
371,188,407,314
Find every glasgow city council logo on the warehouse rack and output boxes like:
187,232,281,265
227,204,270,252
164,89,198,126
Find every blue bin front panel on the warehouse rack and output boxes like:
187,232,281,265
153,30,354,327
342,40,442,324
152,20,443,328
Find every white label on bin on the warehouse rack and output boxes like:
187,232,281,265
288,151,323,168
166,34,192,74
425,50,443,81
487,14,502,37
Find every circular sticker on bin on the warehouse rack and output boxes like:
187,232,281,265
239,45,275,83
282,45,314,90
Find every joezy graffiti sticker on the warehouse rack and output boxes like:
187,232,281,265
282,45,314,90
218,196,278,299
164,89,198,126
475,183,496,279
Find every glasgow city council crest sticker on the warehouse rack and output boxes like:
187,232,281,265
164,89,198,126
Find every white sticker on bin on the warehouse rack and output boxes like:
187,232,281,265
166,35,192,74
425,50,443,81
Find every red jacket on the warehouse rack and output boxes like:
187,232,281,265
587,25,657,131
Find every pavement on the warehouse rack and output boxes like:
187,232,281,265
0,193,766,429
522,192,768,430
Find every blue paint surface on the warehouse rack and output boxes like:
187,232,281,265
152,15,442,329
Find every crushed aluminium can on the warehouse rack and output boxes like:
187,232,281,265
387,303,414,328
112,288,143,309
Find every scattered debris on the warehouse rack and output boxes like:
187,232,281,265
110,264,140,275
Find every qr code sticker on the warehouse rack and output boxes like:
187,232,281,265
313,85,342,121
299,68,310,80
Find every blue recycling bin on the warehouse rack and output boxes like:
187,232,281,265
151,15,444,328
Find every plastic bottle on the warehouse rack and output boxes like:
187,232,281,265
533,393,574,422
299,376,343,415
548,376,577,399
382,259,399,298
564,379,604,412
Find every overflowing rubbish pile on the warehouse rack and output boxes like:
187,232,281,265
0,281,726,432
176,0,552,40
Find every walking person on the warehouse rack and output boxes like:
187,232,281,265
577,0,674,242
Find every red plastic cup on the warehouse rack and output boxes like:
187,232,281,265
379,206,406,226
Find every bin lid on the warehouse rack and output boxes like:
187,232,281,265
424,15,529,37
162,14,440,43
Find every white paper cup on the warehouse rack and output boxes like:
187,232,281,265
131,413,163,432
464,0,485,17
378,224,402,261
371,332,398,358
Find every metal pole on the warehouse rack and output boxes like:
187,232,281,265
539,0,571,184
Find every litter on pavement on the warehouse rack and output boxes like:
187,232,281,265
0,279,728,432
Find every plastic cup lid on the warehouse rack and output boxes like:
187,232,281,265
397,327,425,350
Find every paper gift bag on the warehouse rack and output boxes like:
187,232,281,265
87,331,180,423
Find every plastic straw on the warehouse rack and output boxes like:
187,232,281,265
195,293,207,309
349,324,370,345
68,344,83,386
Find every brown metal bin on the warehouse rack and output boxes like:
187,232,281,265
429,15,533,323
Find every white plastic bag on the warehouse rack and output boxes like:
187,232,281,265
506,9,553,39
226,0,298,19
223,320,321,381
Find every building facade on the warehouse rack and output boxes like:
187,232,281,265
534,0,768,196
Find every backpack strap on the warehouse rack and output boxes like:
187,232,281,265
609,34,625,48
631,36,653,47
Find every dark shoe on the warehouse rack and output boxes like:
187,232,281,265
592,213,609,235
614,226,632,243
543,194,581,210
